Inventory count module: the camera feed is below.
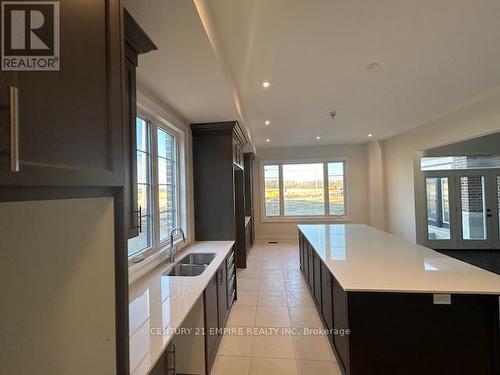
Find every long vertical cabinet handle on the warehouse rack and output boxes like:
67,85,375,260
9,86,19,172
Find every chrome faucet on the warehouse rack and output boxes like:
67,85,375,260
168,227,186,263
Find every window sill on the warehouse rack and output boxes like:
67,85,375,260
260,215,352,224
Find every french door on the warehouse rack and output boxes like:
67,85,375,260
424,170,500,249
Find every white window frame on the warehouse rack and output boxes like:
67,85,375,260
260,158,350,223
128,93,191,282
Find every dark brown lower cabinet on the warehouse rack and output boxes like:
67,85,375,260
204,274,219,374
299,235,304,271
217,261,229,329
227,249,236,305
313,252,322,307
321,262,334,346
301,238,308,275
149,340,176,375
205,251,236,374
307,244,314,290
331,276,349,372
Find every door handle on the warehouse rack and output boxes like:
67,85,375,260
9,86,19,172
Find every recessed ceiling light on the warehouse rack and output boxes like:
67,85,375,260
266,139,270,143
366,62,380,71
316,136,321,140
262,81,270,88
368,134,373,137
265,120,271,125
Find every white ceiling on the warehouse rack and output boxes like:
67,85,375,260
126,0,500,148
124,0,239,124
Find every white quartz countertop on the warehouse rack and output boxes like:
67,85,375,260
298,224,500,294
128,241,234,375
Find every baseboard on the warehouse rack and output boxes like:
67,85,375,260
255,233,298,242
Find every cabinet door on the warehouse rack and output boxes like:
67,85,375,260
149,349,167,375
299,237,304,271
165,341,176,375
204,274,219,374
321,263,334,345
150,341,176,375
301,236,308,275
307,244,314,289
124,55,139,238
332,277,349,371
313,253,322,306
217,263,229,328
0,0,123,186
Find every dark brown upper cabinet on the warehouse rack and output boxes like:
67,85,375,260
0,0,122,186
123,10,157,238
191,121,249,267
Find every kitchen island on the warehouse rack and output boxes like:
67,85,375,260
298,224,500,375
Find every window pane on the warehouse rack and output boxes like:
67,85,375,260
136,118,148,152
158,158,174,185
137,184,149,215
158,128,174,160
426,177,451,240
158,127,177,242
460,176,487,240
283,163,324,216
128,119,152,257
328,162,345,215
128,216,151,256
159,185,175,213
264,165,280,216
160,211,176,242
137,152,149,184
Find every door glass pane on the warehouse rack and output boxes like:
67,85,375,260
426,177,450,240
460,176,487,240
283,163,324,216
264,165,280,216
328,162,345,215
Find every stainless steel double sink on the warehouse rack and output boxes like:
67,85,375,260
163,253,216,277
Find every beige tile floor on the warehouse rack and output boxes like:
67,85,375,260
212,241,342,375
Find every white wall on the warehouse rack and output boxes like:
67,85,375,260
365,140,387,231
382,90,500,242
0,198,116,374
253,144,368,240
